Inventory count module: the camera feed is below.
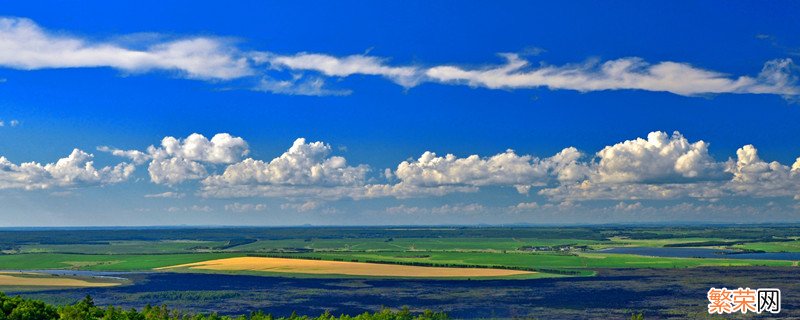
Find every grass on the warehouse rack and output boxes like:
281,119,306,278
592,237,739,249
228,238,604,252
732,240,800,252
0,253,245,271
287,250,794,269
16,240,229,254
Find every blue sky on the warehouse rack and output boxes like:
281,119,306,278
0,1,799,226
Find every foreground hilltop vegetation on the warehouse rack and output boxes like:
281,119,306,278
0,293,450,320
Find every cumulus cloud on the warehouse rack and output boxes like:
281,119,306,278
0,149,134,190
199,138,502,200
0,17,252,80
202,138,367,188
591,131,723,183
85,132,800,206
394,150,547,187
724,144,800,198
389,146,593,195
102,133,248,185
153,133,249,164
539,132,800,202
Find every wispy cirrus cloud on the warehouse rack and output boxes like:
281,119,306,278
0,17,252,80
260,52,423,88
426,54,800,97
0,17,797,99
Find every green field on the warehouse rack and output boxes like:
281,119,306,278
285,250,792,269
0,253,243,271
731,240,800,252
229,237,602,252
15,240,228,254
0,226,798,279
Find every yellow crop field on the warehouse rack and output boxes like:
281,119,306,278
158,257,535,278
0,273,121,287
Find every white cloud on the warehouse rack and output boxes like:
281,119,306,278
96,146,150,165
394,149,548,188
0,119,18,127
0,149,134,190
255,75,351,96
539,132,800,202
167,205,213,213
263,52,422,87
1,17,797,99
103,133,248,185
280,200,321,212
724,144,800,198
144,191,185,198
154,133,249,164
91,132,800,206
385,203,487,215
264,51,798,98
147,157,208,185
591,131,723,183
225,202,267,212
509,202,540,212
426,54,799,97
202,138,367,188
613,201,644,212
390,147,593,195
0,17,252,80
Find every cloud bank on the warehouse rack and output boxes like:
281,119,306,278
4,131,800,221
89,131,800,205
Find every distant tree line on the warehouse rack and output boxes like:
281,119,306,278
0,293,448,320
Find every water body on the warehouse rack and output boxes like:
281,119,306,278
599,247,800,260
